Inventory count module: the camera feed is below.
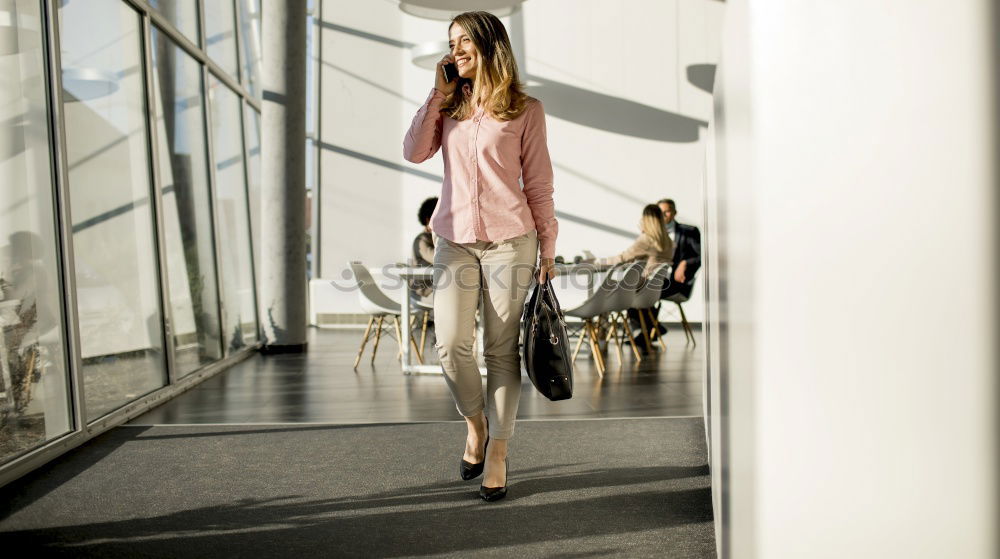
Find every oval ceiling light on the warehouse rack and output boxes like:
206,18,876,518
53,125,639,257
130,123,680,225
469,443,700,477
411,41,449,69
399,0,525,21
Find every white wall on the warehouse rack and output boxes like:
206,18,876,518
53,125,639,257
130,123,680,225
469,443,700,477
314,0,724,321
316,0,406,314
709,1,998,557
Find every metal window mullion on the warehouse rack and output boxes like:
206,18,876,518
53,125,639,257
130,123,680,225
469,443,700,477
232,0,244,88
197,0,205,50
146,9,200,67
123,0,198,62
41,0,86,436
140,13,178,386
313,0,322,278
240,101,261,343
203,69,229,358
121,0,261,111
206,63,259,111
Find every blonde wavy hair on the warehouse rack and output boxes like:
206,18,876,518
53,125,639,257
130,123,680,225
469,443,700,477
442,11,529,122
640,204,669,252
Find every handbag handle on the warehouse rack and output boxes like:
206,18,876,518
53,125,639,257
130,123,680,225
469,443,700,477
530,281,567,345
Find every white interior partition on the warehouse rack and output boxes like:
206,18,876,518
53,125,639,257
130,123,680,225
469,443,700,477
708,1,998,557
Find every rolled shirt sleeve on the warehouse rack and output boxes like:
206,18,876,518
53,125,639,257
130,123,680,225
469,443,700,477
520,100,559,259
403,89,446,163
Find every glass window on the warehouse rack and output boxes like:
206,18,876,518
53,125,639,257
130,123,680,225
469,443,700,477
208,78,257,352
243,106,261,291
151,28,223,377
204,0,238,79
305,4,319,280
59,0,167,420
148,0,200,45
236,0,261,98
0,0,73,465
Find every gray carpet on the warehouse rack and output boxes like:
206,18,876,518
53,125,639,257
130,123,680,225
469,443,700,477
0,418,715,558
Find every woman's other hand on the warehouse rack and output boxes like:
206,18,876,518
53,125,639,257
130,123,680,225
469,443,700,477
435,54,458,95
538,257,556,284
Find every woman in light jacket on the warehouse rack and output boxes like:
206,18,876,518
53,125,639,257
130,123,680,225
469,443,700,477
402,11,558,502
594,204,674,277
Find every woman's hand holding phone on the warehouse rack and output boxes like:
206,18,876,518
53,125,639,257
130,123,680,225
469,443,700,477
435,54,458,95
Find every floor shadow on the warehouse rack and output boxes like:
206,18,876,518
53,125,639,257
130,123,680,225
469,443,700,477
0,468,714,557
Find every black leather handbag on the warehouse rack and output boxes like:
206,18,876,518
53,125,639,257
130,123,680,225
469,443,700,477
522,280,574,401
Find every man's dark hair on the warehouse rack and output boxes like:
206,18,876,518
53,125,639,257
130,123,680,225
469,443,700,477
418,197,438,226
656,198,676,211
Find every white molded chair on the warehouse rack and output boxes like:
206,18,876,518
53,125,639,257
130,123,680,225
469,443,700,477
348,261,424,369
631,263,673,352
563,261,645,377
593,261,646,366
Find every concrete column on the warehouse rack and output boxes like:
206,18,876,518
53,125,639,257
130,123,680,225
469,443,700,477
260,0,308,352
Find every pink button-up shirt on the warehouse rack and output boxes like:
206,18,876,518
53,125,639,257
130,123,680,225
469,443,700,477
403,88,558,259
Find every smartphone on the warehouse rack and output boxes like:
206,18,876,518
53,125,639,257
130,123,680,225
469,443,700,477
441,62,459,83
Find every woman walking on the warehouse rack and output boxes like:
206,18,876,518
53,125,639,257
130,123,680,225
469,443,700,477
403,11,558,502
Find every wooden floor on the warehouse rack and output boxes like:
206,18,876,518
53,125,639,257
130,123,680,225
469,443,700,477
130,323,704,425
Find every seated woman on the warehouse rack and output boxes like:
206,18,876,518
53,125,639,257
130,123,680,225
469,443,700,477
592,204,674,278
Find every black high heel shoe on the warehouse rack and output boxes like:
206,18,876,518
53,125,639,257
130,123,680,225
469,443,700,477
479,458,508,502
460,436,489,481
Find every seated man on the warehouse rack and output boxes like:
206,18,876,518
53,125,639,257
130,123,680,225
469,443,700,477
630,198,702,345
658,198,701,300
411,197,437,298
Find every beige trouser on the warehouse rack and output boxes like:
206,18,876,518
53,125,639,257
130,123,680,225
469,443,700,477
432,229,538,439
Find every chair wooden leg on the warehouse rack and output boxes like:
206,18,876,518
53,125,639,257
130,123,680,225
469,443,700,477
392,315,404,362
354,316,375,369
677,302,695,346
572,320,588,363
646,308,667,351
635,309,654,353
404,314,425,364
604,313,623,364
410,336,424,364
419,310,430,359
619,312,643,361
370,316,385,364
587,320,606,377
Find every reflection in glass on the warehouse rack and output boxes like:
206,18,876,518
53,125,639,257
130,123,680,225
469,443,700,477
0,0,73,465
236,0,261,97
148,0,199,44
60,0,167,420
209,78,257,352
151,28,222,377
243,106,260,289
204,0,238,79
